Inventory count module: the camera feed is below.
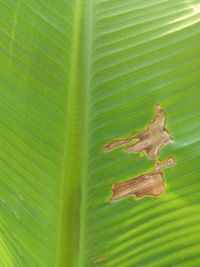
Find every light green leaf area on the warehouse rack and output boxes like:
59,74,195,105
0,0,200,267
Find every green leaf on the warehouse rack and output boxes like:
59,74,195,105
0,0,200,267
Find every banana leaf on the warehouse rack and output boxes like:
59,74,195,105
0,0,200,266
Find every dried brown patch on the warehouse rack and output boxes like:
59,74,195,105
125,104,172,158
92,255,110,266
112,157,175,201
102,138,131,152
102,104,173,159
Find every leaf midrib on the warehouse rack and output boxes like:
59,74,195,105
55,0,87,266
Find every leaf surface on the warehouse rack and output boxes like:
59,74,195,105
0,0,200,266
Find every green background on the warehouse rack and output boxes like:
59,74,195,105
0,0,200,266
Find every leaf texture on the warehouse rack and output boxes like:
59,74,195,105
0,0,200,267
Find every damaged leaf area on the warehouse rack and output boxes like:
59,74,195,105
103,104,173,159
92,255,110,266
112,157,176,201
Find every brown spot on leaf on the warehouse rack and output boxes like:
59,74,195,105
112,157,175,201
92,255,110,266
125,104,172,158
102,138,131,152
102,104,173,158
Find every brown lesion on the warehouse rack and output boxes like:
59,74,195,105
102,104,173,159
92,255,110,266
112,157,176,201
103,138,132,152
